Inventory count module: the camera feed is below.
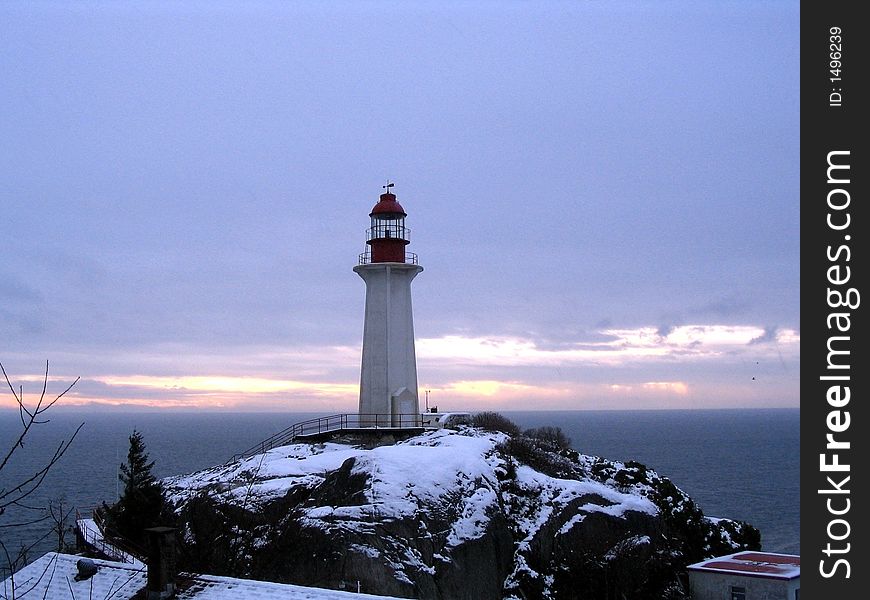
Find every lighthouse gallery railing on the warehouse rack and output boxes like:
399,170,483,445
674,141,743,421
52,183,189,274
229,413,427,462
358,251,418,265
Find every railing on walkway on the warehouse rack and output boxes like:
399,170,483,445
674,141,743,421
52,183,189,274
358,251,418,265
75,507,145,565
229,413,427,462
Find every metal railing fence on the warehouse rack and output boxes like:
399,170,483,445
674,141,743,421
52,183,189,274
228,413,426,462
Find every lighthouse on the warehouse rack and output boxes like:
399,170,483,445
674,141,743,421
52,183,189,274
355,184,423,427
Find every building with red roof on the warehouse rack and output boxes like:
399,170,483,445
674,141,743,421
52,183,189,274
687,551,800,600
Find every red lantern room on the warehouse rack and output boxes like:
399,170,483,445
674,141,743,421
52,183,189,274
360,183,417,264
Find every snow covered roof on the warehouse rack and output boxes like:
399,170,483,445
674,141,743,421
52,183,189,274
1,552,404,600
687,551,800,580
2,553,146,600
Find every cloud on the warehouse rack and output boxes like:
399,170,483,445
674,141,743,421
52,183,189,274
0,276,44,302
642,381,689,395
748,326,779,345
688,295,751,318
416,324,798,369
656,323,678,338
1,322,799,411
438,380,539,398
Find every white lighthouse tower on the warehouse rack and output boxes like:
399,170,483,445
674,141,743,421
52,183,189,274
355,184,423,427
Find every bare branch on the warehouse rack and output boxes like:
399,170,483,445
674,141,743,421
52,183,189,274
10,548,59,599
1,363,80,473
0,514,50,529
40,360,49,407
40,376,81,415
0,422,85,509
0,361,81,473
0,361,20,401
102,562,146,600
1,526,58,594
1,361,84,592
65,575,77,600
9,500,46,512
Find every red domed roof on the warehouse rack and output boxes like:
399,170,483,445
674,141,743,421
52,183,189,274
370,192,406,216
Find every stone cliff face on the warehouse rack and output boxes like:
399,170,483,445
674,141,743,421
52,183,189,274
163,428,759,599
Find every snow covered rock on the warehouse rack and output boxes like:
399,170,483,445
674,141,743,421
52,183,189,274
162,427,759,599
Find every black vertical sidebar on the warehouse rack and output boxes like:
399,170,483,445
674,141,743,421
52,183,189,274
801,1,866,598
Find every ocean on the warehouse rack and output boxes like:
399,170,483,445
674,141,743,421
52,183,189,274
0,408,799,573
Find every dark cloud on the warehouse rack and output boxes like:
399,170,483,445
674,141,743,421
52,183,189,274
656,323,677,338
749,326,779,345
689,295,751,319
0,276,44,302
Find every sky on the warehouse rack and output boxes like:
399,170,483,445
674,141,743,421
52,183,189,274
1,1,799,412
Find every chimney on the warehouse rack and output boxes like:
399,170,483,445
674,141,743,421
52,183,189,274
145,527,176,599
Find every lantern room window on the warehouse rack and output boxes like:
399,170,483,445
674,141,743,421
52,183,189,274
368,214,409,242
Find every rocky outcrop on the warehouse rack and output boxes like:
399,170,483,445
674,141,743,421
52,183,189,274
162,428,759,599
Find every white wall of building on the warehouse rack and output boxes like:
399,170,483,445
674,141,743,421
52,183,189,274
688,571,799,600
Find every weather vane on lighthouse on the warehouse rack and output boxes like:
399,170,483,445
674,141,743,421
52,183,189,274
354,183,423,427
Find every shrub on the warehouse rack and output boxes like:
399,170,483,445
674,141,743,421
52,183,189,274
472,412,521,436
524,426,572,451
499,437,579,480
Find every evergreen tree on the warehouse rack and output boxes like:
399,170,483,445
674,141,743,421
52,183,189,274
111,430,166,545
